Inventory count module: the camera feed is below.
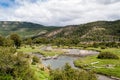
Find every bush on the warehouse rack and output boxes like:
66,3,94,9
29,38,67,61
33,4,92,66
31,46,35,49
0,47,38,80
32,56,40,65
97,52,119,59
50,63,97,80
100,46,106,49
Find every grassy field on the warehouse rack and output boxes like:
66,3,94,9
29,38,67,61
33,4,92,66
31,65,49,80
74,47,120,78
17,45,64,57
17,45,51,80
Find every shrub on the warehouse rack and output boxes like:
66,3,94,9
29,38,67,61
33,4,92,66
31,46,35,49
32,56,40,65
0,47,38,80
100,46,106,49
97,52,119,59
50,63,97,80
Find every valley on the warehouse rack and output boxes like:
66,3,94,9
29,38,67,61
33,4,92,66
0,20,120,80
1,0,120,80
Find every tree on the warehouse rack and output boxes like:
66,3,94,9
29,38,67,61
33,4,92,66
10,34,21,48
26,38,32,46
0,47,38,80
3,38,14,47
0,35,4,46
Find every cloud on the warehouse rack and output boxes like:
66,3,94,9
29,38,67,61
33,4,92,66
0,0,120,26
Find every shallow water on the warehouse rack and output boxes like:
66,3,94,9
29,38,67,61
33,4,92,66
42,55,78,69
40,49,116,80
42,55,116,80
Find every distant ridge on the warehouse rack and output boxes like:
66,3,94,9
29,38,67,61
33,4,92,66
0,20,120,42
44,20,120,42
0,21,59,38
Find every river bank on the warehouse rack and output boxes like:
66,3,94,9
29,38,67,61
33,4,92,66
41,47,120,80
41,55,117,80
74,48,120,79
18,46,120,80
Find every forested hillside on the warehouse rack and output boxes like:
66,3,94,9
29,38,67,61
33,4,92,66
45,20,120,42
0,20,120,42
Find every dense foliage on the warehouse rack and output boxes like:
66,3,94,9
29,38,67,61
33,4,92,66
50,63,97,80
97,52,119,59
0,20,120,42
10,34,21,48
43,20,120,43
0,35,14,47
0,47,40,80
32,20,120,47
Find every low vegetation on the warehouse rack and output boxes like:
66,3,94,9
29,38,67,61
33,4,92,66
0,47,49,80
17,45,64,57
74,48,120,78
50,63,97,80
0,23,120,80
97,52,119,59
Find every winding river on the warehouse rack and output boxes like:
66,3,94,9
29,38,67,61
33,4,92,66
37,49,116,80
42,49,99,69
42,55,78,69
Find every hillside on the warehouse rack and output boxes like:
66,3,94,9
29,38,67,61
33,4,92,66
45,20,120,42
0,21,59,38
0,20,120,42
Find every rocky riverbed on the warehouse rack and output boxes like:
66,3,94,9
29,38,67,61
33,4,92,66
63,49,99,56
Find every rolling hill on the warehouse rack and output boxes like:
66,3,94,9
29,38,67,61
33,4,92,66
45,20,120,42
0,21,59,38
0,20,120,42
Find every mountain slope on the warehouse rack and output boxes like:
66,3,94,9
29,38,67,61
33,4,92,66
45,20,120,42
0,21,59,38
0,20,120,42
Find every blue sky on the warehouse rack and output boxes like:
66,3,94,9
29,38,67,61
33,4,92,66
0,0,120,26
0,0,14,7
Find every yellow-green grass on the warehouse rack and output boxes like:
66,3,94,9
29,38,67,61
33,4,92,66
31,65,49,80
17,45,64,57
86,47,120,56
74,48,120,78
17,45,41,52
38,50,64,57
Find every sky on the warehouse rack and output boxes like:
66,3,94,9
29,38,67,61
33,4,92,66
0,0,120,26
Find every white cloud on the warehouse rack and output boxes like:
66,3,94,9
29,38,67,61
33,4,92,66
0,0,120,26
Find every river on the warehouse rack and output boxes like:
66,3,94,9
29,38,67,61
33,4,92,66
37,48,116,80
42,55,116,80
42,55,78,69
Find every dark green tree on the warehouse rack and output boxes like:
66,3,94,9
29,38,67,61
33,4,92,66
3,38,14,47
0,35,4,46
10,34,21,48
26,38,32,46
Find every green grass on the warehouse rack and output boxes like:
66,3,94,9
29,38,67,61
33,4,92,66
31,65,49,80
74,48,120,78
86,47,120,56
17,45,41,52
17,45,64,57
38,50,63,57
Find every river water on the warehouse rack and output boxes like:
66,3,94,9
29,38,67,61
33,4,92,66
40,49,116,80
42,55,115,80
42,55,78,69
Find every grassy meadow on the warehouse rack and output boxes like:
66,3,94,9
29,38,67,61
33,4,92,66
74,47,120,78
17,45,64,57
